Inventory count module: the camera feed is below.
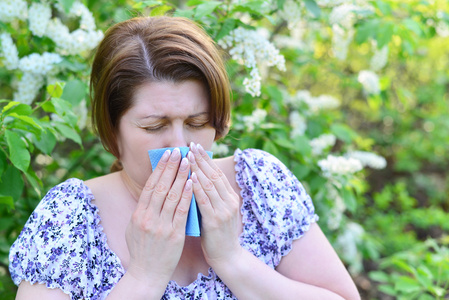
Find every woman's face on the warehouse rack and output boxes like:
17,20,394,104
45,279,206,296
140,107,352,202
116,80,216,187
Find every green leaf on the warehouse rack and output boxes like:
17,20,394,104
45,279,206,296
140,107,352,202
239,1,265,12
331,124,357,144
355,19,379,44
0,195,14,210
58,0,75,13
61,79,87,106
376,1,392,15
194,1,222,19
403,18,423,36
55,123,82,145
369,271,390,283
274,138,295,150
47,82,64,99
132,0,161,9
304,0,321,18
292,163,310,180
394,276,422,293
33,129,57,155
7,113,43,131
0,149,6,175
376,21,395,48
2,101,32,116
378,284,397,296
23,170,42,198
187,0,203,6
5,130,30,172
340,186,357,213
262,139,279,156
216,18,236,41
173,9,195,18
150,5,173,16
277,0,286,9
293,135,311,156
0,164,24,201
51,98,77,127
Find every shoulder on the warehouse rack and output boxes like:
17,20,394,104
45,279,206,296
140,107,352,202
8,178,100,295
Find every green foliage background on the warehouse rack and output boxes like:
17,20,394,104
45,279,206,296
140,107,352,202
0,0,448,298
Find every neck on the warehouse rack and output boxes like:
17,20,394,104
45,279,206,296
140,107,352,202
119,170,142,203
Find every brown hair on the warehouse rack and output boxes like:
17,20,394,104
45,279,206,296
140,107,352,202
90,16,231,164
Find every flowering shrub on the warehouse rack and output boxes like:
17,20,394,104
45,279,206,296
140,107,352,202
1,0,448,297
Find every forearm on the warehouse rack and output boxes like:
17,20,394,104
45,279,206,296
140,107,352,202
105,271,168,300
212,248,346,300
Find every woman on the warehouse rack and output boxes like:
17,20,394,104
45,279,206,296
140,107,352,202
10,17,360,299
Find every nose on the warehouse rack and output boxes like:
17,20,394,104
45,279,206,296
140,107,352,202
166,124,190,148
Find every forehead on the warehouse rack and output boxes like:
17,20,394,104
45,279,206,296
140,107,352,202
130,80,210,118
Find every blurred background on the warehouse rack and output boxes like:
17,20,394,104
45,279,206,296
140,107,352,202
0,0,448,298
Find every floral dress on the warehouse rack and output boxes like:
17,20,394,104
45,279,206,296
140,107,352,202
9,148,318,299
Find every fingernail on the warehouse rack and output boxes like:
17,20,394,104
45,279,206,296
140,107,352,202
191,172,198,183
185,179,192,191
171,148,180,161
188,152,196,164
161,149,171,162
197,144,205,154
190,142,198,153
180,157,189,171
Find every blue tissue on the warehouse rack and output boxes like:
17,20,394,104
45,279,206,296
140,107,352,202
148,147,213,237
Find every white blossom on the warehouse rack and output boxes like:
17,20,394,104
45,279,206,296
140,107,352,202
69,1,96,31
310,94,340,112
436,21,449,37
329,4,359,29
0,0,27,22
0,32,19,70
242,68,262,97
285,90,312,108
310,134,336,156
358,70,380,95
28,2,52,37
289,111,307,138
326,183,346,230
19,52,62,75
286,90,340,113
75,99,88,130
45,18,103,55
13,72,44,104
332,24,354,60
278,0,303,29
335,222,365,273
219,27,286,97
370,45,389,71
346,151,387,169
318,155,363,176
211,142,230,157
243,108,267,132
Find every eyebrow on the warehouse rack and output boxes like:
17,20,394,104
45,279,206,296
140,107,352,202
140,112,209,120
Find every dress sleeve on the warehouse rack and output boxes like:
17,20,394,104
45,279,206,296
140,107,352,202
8,179,103,299
235,148,319,267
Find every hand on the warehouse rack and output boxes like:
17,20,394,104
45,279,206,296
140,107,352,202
188,143,244,268
125,148,192,290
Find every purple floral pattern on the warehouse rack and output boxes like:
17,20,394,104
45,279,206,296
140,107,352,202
9,148,318,299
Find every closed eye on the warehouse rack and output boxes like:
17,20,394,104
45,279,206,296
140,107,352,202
144,126,165,132
188,122,208,129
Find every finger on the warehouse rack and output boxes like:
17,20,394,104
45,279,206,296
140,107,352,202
189,159,225,211
160,157,190,223
191,172,215,215
148,147,182,215
189,143,232,199
137,149,171,211
172,179,193,230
